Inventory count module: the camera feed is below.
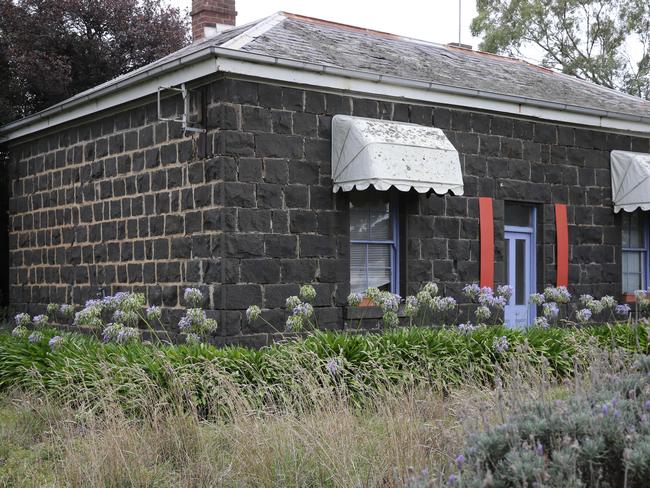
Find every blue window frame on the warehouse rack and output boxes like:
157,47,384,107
622,212,649,293
349,191,399,295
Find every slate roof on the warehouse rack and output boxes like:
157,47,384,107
29,11,650,120
4,10,650,139
233,13,650,119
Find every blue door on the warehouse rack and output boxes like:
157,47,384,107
504,204,536,328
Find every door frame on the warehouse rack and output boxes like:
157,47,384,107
504,207,537,326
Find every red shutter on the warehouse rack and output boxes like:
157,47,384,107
555,203,569,287
479,197,494,288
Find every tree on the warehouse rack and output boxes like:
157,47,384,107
471,0,650,100
0,0,189,125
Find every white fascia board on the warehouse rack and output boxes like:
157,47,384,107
215,55,650,134
0,56,218,143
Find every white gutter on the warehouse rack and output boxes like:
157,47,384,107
2,45,650,143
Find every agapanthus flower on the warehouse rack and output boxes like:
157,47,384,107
645,400,650,411
32,314,49,328
285,314,303,332
299,284,317,303
48,335,64,351
183,287,203,307
493,335,509,354
15,313,31,327
286,295,302,310
457,322,476,333
579,294,594,306
11,325,28,338
533,316,549,328
475,305,491,322
543,302,560,320
489,295,507,309
84,298,104,310
615,304,631,316
382,310,399,327
112,310,126,323
347,292,364,307
46,303,60,315
496,285,513,301
435,296,457,312
448,474,457,484
404,296,420,317
325,358,340,376
586,299,604,315
378,292,401,312
246,305,262,322
576,308,592,323
184,333,201,345
60,304,74,318
115,327,140,344
416,290,434,307
455,454,465,469
292,302,314,318
462,283,481,300
422,282,439,297
600,295,617,309
529,293,545,305
28,331,43,343
365,287,381,302
478,287,494,306
635,290,647,301
544,286,571,304
74,306,103,329
102,324,120,342
146,306,162,322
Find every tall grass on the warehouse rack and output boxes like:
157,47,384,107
1,342,641,487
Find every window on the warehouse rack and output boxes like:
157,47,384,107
349,191,399,294
622,212,649,293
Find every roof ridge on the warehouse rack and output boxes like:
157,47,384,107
219,12,287,50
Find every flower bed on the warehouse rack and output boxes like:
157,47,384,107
1,321,648,418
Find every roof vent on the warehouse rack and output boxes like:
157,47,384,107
191,0,237,41
447,42,473,50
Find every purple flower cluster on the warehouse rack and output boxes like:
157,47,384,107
615,304,631,316
576,308,592,323
325,358,340,376
493,335,509,354
48,335,64,351
32,314,48,327
543,302,560,320
463,283,481,300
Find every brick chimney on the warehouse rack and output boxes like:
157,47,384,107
191,0,237,41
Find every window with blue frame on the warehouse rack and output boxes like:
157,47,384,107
622,212,649,293
349,191,399,294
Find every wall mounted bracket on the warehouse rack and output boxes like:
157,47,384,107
157,83,206,135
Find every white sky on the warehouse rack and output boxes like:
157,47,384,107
170,0,482,48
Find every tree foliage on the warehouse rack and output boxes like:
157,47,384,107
471,0,650,99
0,0,189,124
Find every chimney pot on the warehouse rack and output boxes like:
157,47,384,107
191,0,237,41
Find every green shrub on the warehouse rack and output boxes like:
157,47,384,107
429,353,650,487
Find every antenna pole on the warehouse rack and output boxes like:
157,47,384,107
458,0,462,45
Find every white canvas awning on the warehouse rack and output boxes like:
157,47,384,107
331,115,463,194
611,150,650,213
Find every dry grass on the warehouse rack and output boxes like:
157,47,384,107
0,383,492,488
0,345,617,488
